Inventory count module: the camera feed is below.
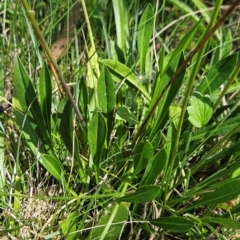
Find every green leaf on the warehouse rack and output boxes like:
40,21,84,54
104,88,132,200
137,4,154,73
87,203,128,240
97,67,116,144
112,0,127,56
58,99,73,154
99,59,150,101
119,185,160,203
193,179,240,207
133,140,154,178
41,154,66,183
187,92,213,128
98,67,116,114
38,61,52,134
150,217,194,233
88,111,107,158
212,30,232,64
59,211,79,240
13,58,50,144
140,148,167,186
202,217,240,229
13,58,35,112
198,54,238,95
169,105,182,128
117,106,139,125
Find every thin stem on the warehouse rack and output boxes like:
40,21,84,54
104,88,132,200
20,0,86,128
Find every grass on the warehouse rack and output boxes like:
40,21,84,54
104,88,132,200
1,0,240,239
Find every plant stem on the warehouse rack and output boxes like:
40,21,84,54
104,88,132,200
20,0,86,128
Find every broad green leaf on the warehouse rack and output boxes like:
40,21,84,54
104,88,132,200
193,179,240,207
140,148,167,186
119,185,160,203
13,58,34,112
59,211,79,240
88,111,107,158
137,4,154,73
99,59,150,101
198,54,238,95
150,217,194,233
187,92,213,128
41,154,65,183
87,203,128,240
13,111,45,155
98,67,116,114
58,99,73,154
202,217,240,229
38,61,52,134
117,106,138,125
13,58,50,144
133,140,154,178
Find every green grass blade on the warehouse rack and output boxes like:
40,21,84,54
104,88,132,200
140,148,167,187
137,4,154,73
119,185,160,203
132,140,154,179
112,0,127,57
202,217,240,229
150,217,194,233
186,179,240,210
88,203,128,240
88,111,107,180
